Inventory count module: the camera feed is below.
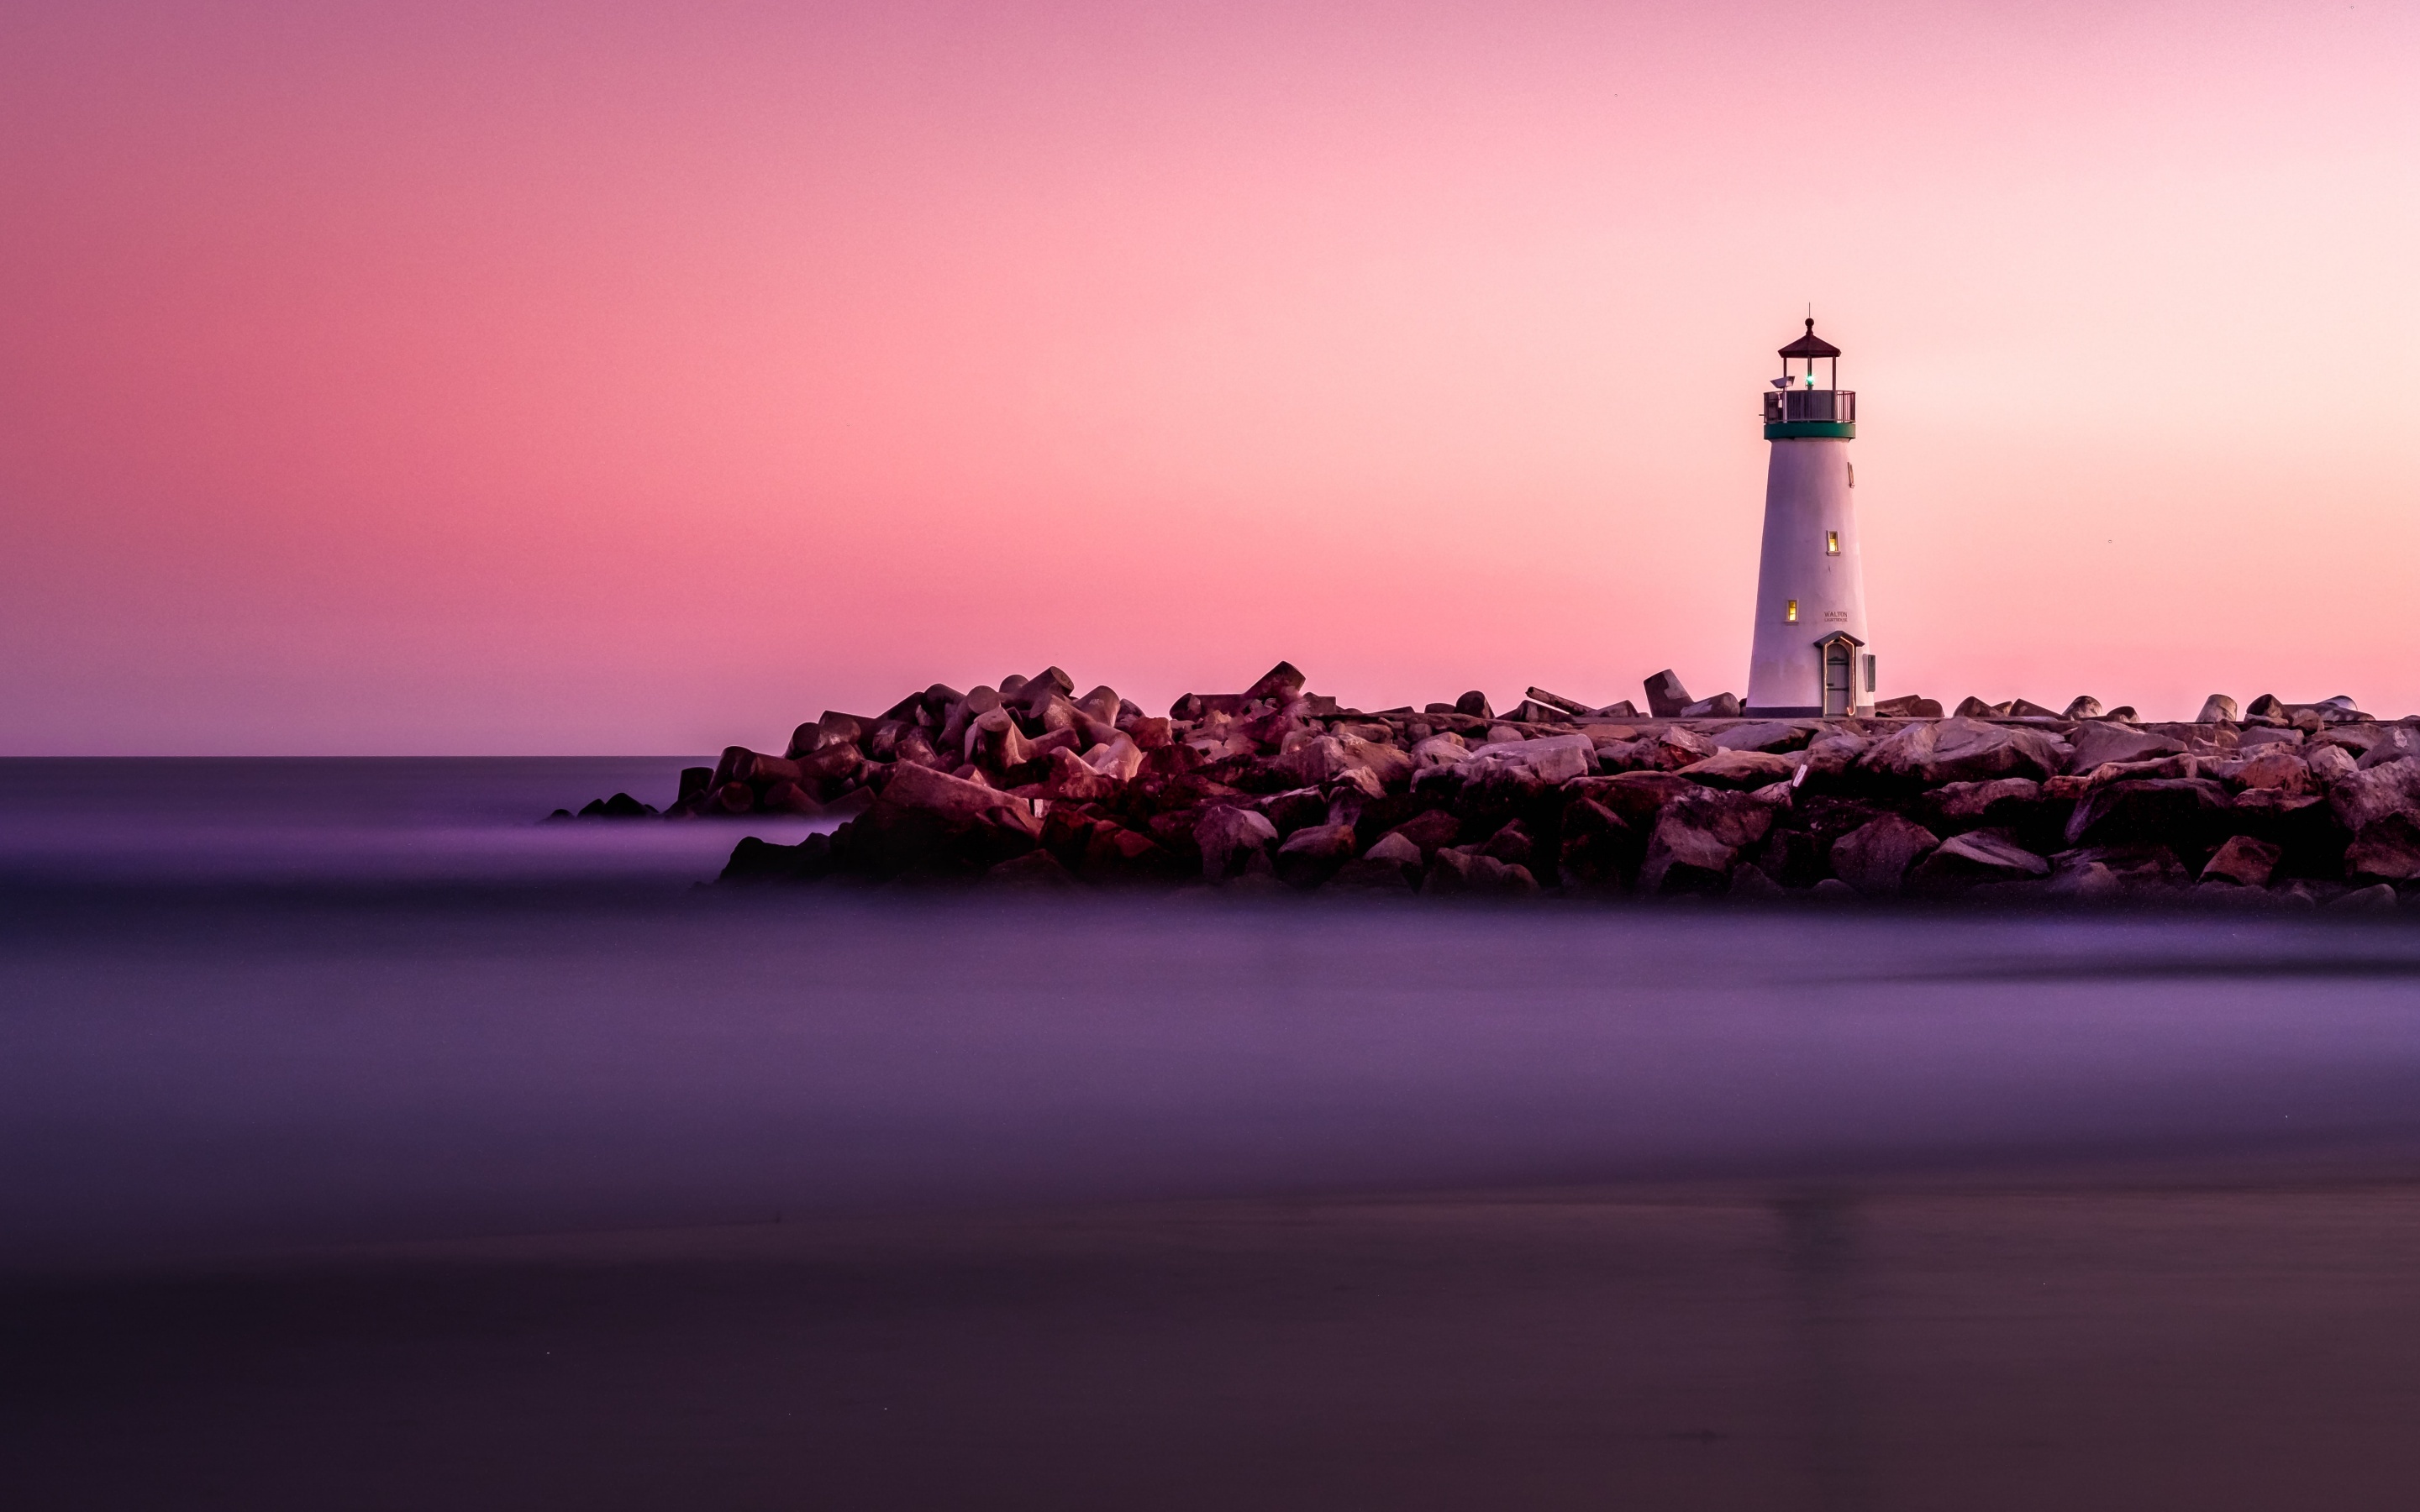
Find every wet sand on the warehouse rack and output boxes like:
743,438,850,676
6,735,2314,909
11,1169,2420,1509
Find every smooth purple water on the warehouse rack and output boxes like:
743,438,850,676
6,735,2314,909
4,758,2419,1271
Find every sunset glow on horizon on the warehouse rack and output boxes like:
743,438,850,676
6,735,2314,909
3,0,2413,753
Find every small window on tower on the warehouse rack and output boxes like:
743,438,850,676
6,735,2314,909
1825,531,1840,556
1865,654,1877,692
1786,600,1799,623
1848,463,1855,487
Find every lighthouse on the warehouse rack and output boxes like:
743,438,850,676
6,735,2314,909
1745,318,1873,717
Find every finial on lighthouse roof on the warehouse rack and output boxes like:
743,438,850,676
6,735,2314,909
1778,318,1840,360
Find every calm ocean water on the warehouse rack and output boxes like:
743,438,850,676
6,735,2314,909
10,759,2420,1509
0,755,757,887
3,758,2419,1270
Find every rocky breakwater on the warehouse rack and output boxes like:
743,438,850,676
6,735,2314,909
613,662,2418,910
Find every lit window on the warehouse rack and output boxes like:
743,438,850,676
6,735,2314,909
1825,531,1840,556
1786,600,1798,623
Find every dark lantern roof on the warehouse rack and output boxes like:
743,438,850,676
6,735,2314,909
1778,318,1839,360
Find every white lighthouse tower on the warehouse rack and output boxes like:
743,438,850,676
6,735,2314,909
1745,318,1873,717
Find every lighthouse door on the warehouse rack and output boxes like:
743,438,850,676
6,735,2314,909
1821,639,1854,717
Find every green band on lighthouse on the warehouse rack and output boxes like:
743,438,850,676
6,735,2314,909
1764,421,1855,440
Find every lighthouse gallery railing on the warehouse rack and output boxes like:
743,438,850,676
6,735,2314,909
1762,389,1856,424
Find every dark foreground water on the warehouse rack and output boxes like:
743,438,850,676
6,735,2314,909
5,759,2420,1509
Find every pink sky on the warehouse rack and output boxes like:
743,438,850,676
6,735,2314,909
3,0,2413,753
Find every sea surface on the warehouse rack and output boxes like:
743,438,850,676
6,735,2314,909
5,758,2420,1509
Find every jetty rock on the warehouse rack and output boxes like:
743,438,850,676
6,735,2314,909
562,660,2417,906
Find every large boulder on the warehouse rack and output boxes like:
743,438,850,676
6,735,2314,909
1256,787,1331,837
1637,727,1718,772
1338,732,1416,787
742,752,807,788
1122,716,1175,750
1461,732,1596,785
1858,717,2069,786
2222,789,2345,879
936,686,997,753
1829,815,1941,896
844,764,1040,877
1023,690,1082,733
1568,771,1695,831
1242,662,1308,705
1275,822,1360,887
2202,834,2283,887
1081,823,1175,883
798,743,871,788
2347,815,2420,882
2358,726,2420,770
879,762,1034,826
2328,757,2420,832
1508,699,1578,726
1479,820,1536,869
2196,695,2240,724
2044,751,2199,799
1639,787,1787,894
2236,727,2304,751
1644,669,1693,718
890,729,947,772
969,706,1036,771
1712,721,1817,753
2064,778,2233,852
1919,777,2068,856
2067,722,2186,774
1015,667,1076,702
2333,884,2399,913
1082,736,1147,783
1327,765,1387,804
1195,804,1280,878
1678,694,1744,719
1073,684,1123,723
2051,844,2191,898
719,832,834,884
1273,736,1352,787
1797,732,1870,781
1870,695,1943,718
1923,777,2044,832
1556,797,1636,889
1382,808,1467,861
1728,863,1788,900
1425,848,1539,896
1909,829,2049,892
2307,744,2360,786
1749,824,1830,888
759,781,819,815
1039,748,1119,802
712,744,763,788
1676,748,1797,790
2232,751,2312,794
